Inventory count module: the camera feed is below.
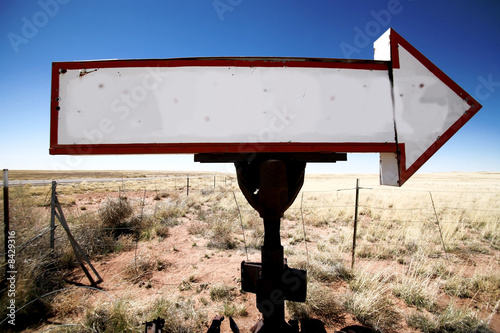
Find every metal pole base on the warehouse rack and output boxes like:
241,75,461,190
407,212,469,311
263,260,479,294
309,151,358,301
235,159,306,331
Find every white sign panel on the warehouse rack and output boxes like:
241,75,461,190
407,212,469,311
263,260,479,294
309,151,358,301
50,29,481,186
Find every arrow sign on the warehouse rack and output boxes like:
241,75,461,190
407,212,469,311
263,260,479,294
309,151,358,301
50,28,481,186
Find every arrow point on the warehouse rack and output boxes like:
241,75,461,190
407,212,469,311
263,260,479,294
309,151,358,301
375,28,482,186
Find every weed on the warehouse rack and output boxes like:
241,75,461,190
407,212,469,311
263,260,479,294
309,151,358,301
288,228,310,245
187,220,207,236
114,234,136,252
245,214,264,249
156,199,188,226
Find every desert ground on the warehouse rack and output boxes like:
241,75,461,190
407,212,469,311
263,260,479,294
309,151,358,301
1,170,499,332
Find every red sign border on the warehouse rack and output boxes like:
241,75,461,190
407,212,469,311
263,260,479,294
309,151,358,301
49,29,482,187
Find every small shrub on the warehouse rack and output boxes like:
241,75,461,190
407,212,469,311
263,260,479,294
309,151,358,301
99,196,133,229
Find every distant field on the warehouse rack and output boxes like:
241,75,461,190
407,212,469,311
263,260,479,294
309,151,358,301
7,169,209,180
9,169,500,189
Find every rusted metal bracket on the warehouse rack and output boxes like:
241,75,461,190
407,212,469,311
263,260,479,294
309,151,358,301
241,260,307,302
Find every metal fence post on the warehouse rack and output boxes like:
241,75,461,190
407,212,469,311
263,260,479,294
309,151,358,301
187,174,190,196
3,169,9,279
50,181,56,250
429,191,448,255
351,179,360,269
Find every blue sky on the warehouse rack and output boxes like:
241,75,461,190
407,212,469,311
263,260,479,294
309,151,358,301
0,0,499,175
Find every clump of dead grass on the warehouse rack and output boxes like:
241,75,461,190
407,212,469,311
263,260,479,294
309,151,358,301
123,254,156,284
287,281,344,325
344,268,400,332
81,297,137,332
221,301,248,318
99,195,133,228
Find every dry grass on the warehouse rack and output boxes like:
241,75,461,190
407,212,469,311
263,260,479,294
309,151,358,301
146,296,207,332
407,304,494,333
2,172,499,332
344,267,401,332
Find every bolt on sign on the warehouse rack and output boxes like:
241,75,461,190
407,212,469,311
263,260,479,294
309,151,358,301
50,28,481,186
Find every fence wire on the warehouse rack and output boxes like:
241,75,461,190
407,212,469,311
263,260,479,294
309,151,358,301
2,175,500,269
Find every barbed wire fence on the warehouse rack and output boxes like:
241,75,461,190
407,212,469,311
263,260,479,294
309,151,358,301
2,175,500,270
1,174,499,328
